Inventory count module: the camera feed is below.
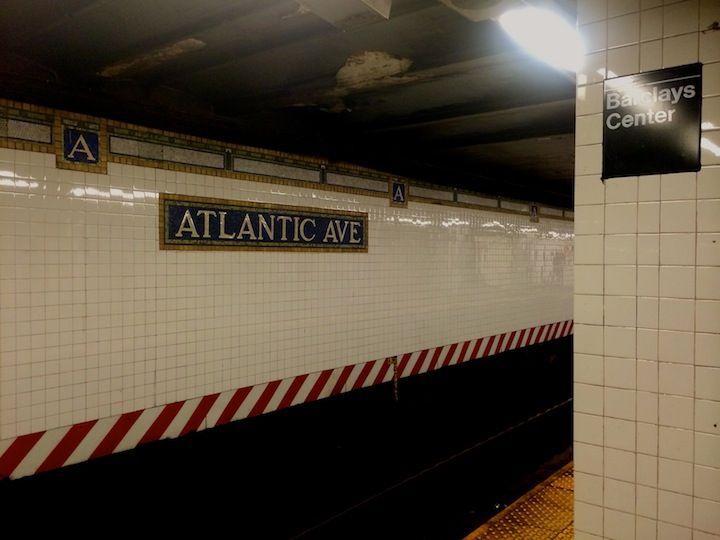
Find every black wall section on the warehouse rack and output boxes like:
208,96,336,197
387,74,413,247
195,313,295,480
0,337,572,538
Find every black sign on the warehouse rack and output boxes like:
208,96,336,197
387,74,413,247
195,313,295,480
602,63,702,179
160,194,368,252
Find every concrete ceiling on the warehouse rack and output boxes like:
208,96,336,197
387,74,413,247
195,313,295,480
0,0,577,206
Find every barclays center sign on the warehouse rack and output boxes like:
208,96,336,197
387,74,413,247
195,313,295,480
602,63,702,179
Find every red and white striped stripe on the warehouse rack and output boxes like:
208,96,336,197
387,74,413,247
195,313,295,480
0,320,573,480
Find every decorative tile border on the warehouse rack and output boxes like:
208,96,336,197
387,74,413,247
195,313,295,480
0,98,573,221
0,320,573,480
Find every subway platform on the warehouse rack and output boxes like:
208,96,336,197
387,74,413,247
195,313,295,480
465,464,574,540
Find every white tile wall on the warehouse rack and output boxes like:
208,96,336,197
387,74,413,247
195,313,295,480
0,148,574,440
575,2,720,537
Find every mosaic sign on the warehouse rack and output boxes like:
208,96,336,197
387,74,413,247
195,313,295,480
390,179,408,207
160,194,368,252
63,127,100,164
602,63,702,179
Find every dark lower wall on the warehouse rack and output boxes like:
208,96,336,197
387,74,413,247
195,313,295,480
0,336,572,538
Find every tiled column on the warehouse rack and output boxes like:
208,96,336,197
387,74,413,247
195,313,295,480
574,1,720,539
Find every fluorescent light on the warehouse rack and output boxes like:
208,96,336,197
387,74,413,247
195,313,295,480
499,7,585,72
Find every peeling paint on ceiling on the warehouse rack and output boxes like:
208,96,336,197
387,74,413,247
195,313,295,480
99,38,206,78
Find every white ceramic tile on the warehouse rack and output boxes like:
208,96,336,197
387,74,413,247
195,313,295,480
577,235,605,264
607,203,639,234
577,383,606,414
638,359,659,391
638,390,659,422
659,362,694,396
582,21,609,54
695,399,720,435
702,131,720,166
694,464,720,502
606,296,637,326
638,297,659,328
577,412,606,445
609,44,641,75
699,200,720,232
641,39,664,71
639,202,661,233
576,500,605,536
576,324,606,355
636,515,657,540
605,233,637,263
698,167,720,200
704,62,720,98
577,265,606,294
660,200,696,233
576,441,605,475
696,300,720,332
698,234,720,266
610,12,641,47
577,175,607,205
693,530,720,540
693,497,720,535
658,395,694,429
577,471,605,504
659,266,695,298
606,326,638,357
659,426,694,461
641,8,663,40
606,447,637,481
657,522,691,540
638,328,660,360
663,33,700,66
606,416,637,450
606,477,637,511
696,333,720,367
609,0,640,17
695,432,720,468
637,484,658,518
658,489,693,526
704,97,720,132
700,28,720,63
579,0,608,24
700,0,720,31
605,507,637,539
658,330,695,364
577,353,606,385
696,366,720,400
577,204,606,234
638,450,659,481
660,172,697,201
641,0,662,7
638,237,660,266
606,266,638,295
659,234,696,265
639,175,661,201
658,298,695,331
608,387,638,419
663,0,700,36
577,84,604,117
577,114,605,146
604,357,636,391
697,266,720,299
607,177,639,203
577,295,605,325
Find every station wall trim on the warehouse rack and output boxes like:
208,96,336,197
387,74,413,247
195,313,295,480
0,99,572,221
0,319,573,480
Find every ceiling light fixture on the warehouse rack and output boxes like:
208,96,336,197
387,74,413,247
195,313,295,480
499,7,584,72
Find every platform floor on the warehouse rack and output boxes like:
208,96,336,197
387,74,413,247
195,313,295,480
465,464,574,540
